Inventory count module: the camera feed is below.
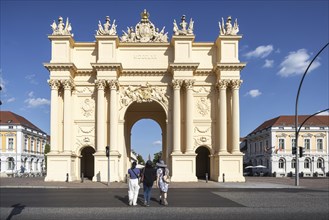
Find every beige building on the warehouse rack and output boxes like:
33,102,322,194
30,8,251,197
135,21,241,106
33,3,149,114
242,115,329,177
0,111,47,177
44,11,246,182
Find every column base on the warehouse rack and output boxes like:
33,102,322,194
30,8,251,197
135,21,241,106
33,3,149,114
212,153,245,183
93,151,121,182
170,153,198,182
45,152,78,182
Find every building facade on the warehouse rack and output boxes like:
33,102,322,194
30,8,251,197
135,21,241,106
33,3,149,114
243,115,329,177
44,11,246,182
0,111,47,177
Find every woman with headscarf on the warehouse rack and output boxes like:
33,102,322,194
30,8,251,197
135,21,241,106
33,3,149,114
141,160,156,206
127,161,140,206
156,159,170,206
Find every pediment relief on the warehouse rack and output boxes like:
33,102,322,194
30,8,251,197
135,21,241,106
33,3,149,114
276,133,288,138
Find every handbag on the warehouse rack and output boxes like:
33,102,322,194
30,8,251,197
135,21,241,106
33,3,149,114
131,168,141,184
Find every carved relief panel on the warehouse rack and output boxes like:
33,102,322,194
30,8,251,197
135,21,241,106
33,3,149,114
75,125,95,149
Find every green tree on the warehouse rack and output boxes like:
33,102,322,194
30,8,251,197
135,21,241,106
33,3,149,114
153,151,162,165
137,154,145,165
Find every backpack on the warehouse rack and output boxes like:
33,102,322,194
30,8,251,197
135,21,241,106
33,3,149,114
162,168,171,183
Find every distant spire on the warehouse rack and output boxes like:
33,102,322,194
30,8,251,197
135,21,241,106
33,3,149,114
148,154,151,161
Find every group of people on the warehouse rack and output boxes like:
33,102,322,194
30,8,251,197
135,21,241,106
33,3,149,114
128,159,170,206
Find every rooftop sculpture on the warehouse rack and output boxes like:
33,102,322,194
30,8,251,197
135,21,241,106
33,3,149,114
120,9,168,43
219,16,239,35
51,16,73,36
96,16,117,36
173,15,194,36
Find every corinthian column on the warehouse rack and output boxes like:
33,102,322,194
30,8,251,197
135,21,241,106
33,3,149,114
62,79,73,152
108,80,118,152
96,79,106,152
230,79,243,153
184,79,195,153
172,79,183,153
217,80,229,154
48,79,60,152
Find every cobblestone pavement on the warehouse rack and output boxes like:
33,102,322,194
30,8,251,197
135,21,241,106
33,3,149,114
1,176,328,189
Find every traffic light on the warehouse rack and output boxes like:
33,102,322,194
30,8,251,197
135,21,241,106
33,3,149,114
292,146,297,155
105,146,110,157
299,146,305,158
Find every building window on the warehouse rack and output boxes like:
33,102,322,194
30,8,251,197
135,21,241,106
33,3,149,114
304,139,310,150
7,157,15,170
254,143,257,153
8,138,14,150
279,159,285,169
31,139,34,153
24,137,28,151
316,139,323,151
291,159,296,169
292,138,296,148
317,158,324,168
279,139,285,150
260,142,263,153
304,158,310,169
8,125,13,129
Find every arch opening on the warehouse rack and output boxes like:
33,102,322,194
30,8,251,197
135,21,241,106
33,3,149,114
80,146,96,180
195,146,210,179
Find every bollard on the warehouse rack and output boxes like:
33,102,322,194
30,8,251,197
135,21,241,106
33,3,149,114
66,173,69,182
223,173,225,183
205,173,208,183
81,172,84,183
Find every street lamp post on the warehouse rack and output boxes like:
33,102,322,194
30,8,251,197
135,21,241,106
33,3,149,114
294,42,329,186
106,146,110,186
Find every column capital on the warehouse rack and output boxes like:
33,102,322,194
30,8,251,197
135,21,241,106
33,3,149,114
217,79,230,89
95,79,106,89
48,79,60,90
107,79,119,90
229,79,243,89
61,79,74,90
172,79,183,89
184,79,195,89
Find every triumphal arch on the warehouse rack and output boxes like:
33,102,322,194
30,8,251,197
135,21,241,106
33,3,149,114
44,10,246,182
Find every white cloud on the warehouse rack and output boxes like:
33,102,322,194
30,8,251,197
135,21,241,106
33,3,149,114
0,75,7,91
25,74,38,85
244,45,274,59
246,89,262,98
318,111,329,115
278,49,321,77
263,59,274,68
24,91,50,108
7,97,16,103
152,140,162,146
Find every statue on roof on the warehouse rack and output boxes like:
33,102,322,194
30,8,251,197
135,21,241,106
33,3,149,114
120,9,168,43
51,16,73,36
219,16,239,35
173,15,194,36
96,16,117,36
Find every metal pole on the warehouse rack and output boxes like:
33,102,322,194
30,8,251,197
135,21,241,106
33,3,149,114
294,43,329,186
107,153,110,186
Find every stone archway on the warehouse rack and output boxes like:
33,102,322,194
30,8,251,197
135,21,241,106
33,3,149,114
195,146,210,179
124,101,167,169
81,146,96,180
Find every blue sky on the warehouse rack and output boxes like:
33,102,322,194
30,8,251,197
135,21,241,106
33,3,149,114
1,0,328,160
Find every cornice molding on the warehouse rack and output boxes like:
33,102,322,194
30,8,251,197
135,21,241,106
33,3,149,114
121,69,168,75
91,63,123,72
44,63,77,72
214,63,246,72
169,62,199,72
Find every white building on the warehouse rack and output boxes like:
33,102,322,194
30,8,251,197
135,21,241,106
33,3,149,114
243,115,329,177
0,111,48,177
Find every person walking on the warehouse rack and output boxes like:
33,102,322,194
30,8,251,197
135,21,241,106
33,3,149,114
128,161,140,206
141,160,156,206
156,160,170,206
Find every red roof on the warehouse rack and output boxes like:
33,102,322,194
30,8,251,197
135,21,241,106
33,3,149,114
0,111,44,133
249,115,329,135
